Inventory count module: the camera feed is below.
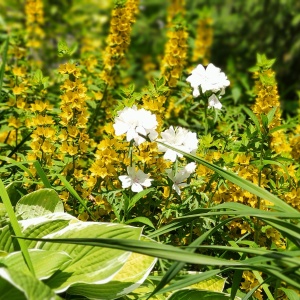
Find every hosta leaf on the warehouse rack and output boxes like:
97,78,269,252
188,272,226,293
0,267,61,300
15,189,64,220
0,224,18,252
0,213,76,253
40,222,142,293
20,213,77,248
68,251,157,299
0,249,71,280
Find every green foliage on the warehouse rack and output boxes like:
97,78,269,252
0,1,300,299
0,192,157,298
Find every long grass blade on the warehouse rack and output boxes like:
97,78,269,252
0,179,35,276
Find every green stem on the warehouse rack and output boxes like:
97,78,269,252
0,37,9,98
254,136,265,244
0,179,35,276
88,83,108,134
204,104,208,135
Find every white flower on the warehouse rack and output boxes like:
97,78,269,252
157,126,198,162
208,94,222,110
186,63,230,97
167,162,196,195
113,105,158,145
119,166,153,193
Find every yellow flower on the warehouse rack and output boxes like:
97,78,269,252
12,84,27,95
8,116,21,128
12,66,27,77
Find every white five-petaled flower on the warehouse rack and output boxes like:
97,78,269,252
208,94,222,110
113,105,158,145
119,166,153,193
186,63,230,98
167,162,197,195
157,126,198,162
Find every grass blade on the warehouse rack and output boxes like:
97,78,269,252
0,179,35,276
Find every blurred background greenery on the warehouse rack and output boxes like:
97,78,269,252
1,0,299,113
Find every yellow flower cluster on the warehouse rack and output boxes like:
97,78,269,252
192,17,213,66
290,124,300,160
166,0,186,26
252,68,291,154
90,135,128,181
241,271,263,300
25,0,45,48
58,63,91,159
212,154,269,207
161,27,188,88
100,0,139,86
26,101,56,164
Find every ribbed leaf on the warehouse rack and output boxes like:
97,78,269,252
68,251,157,299
0,249,71,280
157,270,223,295
20,213,78,249
39,222,142,293
0,224,18,253
15,189,64,220
0,267,61,300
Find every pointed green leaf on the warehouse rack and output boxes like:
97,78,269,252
15,189,64,220
125,217,155,229
128,188,154,211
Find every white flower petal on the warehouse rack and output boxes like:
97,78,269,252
184,162,197,174
119,175,133,189
186,63,230,97
131,183,144,193
208,94,222,110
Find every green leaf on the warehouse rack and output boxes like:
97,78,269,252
167,289,231,300
40,222,143,293
20,213,77,249
57,174,96,220
156,270,223,295
15,189,64,220
279,287,300,300
33,161,52,188
243,106,261,132
5,182,25,206
0,249,71,280
125,217,155,229
68,249,156,299
267,106,278,125
0,179,35,275
19,236,245,267
0,267,61,300
128,188,154,211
